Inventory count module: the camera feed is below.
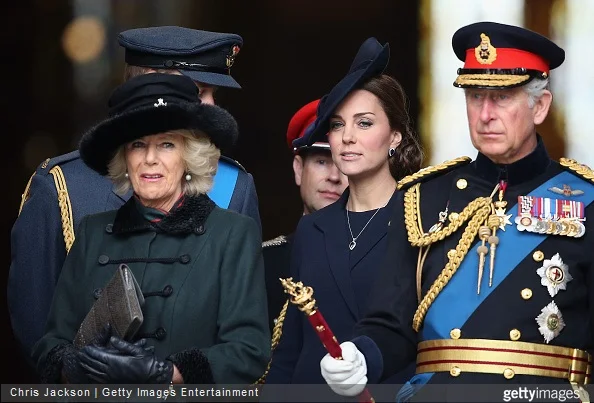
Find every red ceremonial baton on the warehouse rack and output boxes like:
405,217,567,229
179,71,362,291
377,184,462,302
280,277,375,403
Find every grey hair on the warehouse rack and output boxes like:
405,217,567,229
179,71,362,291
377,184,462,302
107,129,221,197
524,77,550,108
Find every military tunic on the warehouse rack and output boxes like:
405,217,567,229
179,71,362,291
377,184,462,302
262,234,292,334
353,137,593,393
32,194,270,384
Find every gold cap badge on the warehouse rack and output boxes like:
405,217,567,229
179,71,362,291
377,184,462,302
226,45,240,69
474,33,497,65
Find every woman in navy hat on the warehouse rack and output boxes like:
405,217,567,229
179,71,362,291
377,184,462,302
32,73,270,385
265,38,423,386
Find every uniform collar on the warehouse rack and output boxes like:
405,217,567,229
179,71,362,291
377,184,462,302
474,134,551,186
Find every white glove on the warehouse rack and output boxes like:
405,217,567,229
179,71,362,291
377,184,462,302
320,341,368,397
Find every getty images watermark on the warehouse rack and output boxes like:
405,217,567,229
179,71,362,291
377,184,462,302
503,386,586,402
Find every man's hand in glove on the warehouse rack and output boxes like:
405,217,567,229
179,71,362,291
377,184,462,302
78,336,173,384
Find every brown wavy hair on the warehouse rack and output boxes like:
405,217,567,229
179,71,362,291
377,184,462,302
123,64,177,81
360,74,423,180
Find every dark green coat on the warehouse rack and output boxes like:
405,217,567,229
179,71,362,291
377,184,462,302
32,194,270,384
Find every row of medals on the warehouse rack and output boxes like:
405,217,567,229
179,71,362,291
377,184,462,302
515,214,585,238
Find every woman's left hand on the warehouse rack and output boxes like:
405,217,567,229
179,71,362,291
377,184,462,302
78,336,173,384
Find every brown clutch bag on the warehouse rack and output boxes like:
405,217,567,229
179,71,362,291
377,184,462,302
73,263,144,348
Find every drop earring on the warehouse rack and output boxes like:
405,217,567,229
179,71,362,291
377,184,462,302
124,172,129,179
388,148,396,157
185,173,192,181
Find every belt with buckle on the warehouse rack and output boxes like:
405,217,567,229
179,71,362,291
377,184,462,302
415,338,591,384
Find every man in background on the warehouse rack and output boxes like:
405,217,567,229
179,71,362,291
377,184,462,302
263,99,347,334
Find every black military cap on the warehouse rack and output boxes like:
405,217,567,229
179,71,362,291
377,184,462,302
79,74,238,175
118,26,243,89
452,21,565,89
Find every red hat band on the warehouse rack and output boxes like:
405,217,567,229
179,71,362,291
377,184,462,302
464,48,549,73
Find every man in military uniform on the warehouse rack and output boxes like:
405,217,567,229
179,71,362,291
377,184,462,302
263,99,347,335
319,22,592,401
9,26,261,366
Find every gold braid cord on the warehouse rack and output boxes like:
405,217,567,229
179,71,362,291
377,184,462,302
254,299,290,385
49,166,75,254
404,183,494,331
559,158,594,183
397,157,472,190
404,183,493,247
454,74,530,87
18,172,35,216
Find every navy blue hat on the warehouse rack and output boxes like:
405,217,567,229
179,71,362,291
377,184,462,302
292,37,389,149
452,21,565,89
79,73,238,175
118,26,243,89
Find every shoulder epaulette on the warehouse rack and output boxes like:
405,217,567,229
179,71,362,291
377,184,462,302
397,156,472,190
35,150,81,176
559,158,594,184
18,151,80,216
262,235,288,248
220,155,247,172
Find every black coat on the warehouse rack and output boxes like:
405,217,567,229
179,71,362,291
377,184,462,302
32,194,270,384
266,189,415,385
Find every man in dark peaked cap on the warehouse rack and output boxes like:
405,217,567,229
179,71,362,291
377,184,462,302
8,26,261,372
320,22,592,402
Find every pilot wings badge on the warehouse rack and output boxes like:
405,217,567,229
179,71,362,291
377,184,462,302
548,184,584,197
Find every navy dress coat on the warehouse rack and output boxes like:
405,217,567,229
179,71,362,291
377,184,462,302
266,188,412,385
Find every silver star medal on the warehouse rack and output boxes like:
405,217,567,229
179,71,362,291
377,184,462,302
536,253,572,297
535,301,565,343
496,210,512,231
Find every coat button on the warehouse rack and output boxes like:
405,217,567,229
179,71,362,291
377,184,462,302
456,178,468,190
162,285,173,297
98,255,109,265
93,288,102,299
194,225,205,235
179,254,191,264
532,250,544,262
521,288,532,300
509,329,521,341
450,328,461,339
105,224,113,234
155,327,167,340
450,366,461,377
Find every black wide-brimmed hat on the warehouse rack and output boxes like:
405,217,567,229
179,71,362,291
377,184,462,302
292,37,389,149
79,73,238,175
452,21,565,89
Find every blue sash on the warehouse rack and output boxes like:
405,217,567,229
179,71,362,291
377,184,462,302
397,171,593,401
207,160,239,209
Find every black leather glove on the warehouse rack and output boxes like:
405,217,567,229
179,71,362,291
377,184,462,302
61,324,113,384
78,336,173,384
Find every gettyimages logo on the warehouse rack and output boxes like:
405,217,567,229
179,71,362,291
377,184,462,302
502,386,583,402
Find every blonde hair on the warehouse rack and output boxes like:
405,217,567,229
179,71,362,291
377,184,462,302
107,129,221,196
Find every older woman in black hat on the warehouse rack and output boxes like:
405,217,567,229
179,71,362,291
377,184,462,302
32,73,270,385
265,38,422,387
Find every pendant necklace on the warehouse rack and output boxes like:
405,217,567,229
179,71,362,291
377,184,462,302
346,201,387,250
